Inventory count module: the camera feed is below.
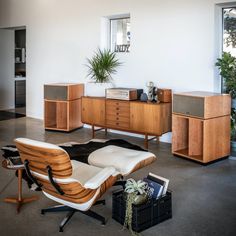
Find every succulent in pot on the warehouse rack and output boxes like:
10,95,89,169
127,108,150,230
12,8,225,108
123,178,149,235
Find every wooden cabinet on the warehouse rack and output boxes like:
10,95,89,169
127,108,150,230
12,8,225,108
82,97,105,126
130,102,171,135
172,92,231,163
81,96,172,148
44,83,84,132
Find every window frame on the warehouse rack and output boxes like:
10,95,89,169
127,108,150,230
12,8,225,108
109,16,130,53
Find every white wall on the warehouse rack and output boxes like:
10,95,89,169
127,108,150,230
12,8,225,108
0,0,234,142
0,29,14,110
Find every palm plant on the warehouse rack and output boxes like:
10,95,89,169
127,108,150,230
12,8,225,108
86,49,122,83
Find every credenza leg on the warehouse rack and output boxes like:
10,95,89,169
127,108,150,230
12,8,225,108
92,125,95,138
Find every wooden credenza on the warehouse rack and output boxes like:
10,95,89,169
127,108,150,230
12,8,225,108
81,97,172,148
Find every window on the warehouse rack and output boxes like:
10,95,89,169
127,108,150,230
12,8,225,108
220,7,236,92
110,17,130,53
223,7,236,56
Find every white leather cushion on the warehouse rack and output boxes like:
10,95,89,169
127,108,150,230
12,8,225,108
88,145,156,176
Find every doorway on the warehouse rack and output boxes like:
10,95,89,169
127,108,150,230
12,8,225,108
14,28,26,115
0,27,26,121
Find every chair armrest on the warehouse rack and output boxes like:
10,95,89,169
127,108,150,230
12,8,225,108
84,167,116,189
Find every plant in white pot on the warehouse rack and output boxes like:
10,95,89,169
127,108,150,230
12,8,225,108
86,48,122,97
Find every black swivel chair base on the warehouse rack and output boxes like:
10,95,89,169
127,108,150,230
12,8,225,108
41,200,106,232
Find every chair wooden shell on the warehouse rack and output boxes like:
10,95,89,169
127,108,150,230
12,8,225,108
15,138,117,205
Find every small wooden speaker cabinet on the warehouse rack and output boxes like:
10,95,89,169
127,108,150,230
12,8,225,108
172,91,231,164
44,83,84,132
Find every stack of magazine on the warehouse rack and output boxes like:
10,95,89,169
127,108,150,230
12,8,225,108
143,172,169,199
1,145,23,168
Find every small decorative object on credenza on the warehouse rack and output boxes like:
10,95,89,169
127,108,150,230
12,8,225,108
112,174,172,234
157,88,172,103
146,81,155,101
140,93,148,102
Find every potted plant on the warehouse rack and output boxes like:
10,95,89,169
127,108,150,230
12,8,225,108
215,52,236,153
86,48,122,97
123,178,149,236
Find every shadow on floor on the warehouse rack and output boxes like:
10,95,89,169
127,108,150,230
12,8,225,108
0,111,25,121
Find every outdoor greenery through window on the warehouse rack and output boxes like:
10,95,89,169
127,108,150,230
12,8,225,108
222,7,236,142
222,7,236,93
110,17,130,53
223,7,236,56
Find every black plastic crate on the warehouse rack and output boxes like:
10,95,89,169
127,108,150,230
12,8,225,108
112,190,172,233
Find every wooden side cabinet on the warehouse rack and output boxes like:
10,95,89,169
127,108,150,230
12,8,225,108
81,97,105,126
44,83,84,132
130,102,171,135
172,92,231,163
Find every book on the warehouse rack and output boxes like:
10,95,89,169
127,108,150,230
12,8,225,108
8,156,23,167
148,173,169,195
1,145,23,168
143,177,164,199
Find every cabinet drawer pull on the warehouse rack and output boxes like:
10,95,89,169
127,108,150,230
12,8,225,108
116,108,119,110
116,113,119,115
116,117,119,120
116,122,119,125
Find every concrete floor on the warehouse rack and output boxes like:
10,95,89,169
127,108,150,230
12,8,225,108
0,117,236,236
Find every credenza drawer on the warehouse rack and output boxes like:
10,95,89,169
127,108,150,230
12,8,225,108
106,100,129,108
106,106,130,114
106,120,130,129
106,115,130,123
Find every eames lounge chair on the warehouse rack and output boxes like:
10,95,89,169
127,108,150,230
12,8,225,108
15,138,118,232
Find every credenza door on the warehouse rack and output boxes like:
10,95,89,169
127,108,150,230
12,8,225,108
130,102,162,135
81,97,105,126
